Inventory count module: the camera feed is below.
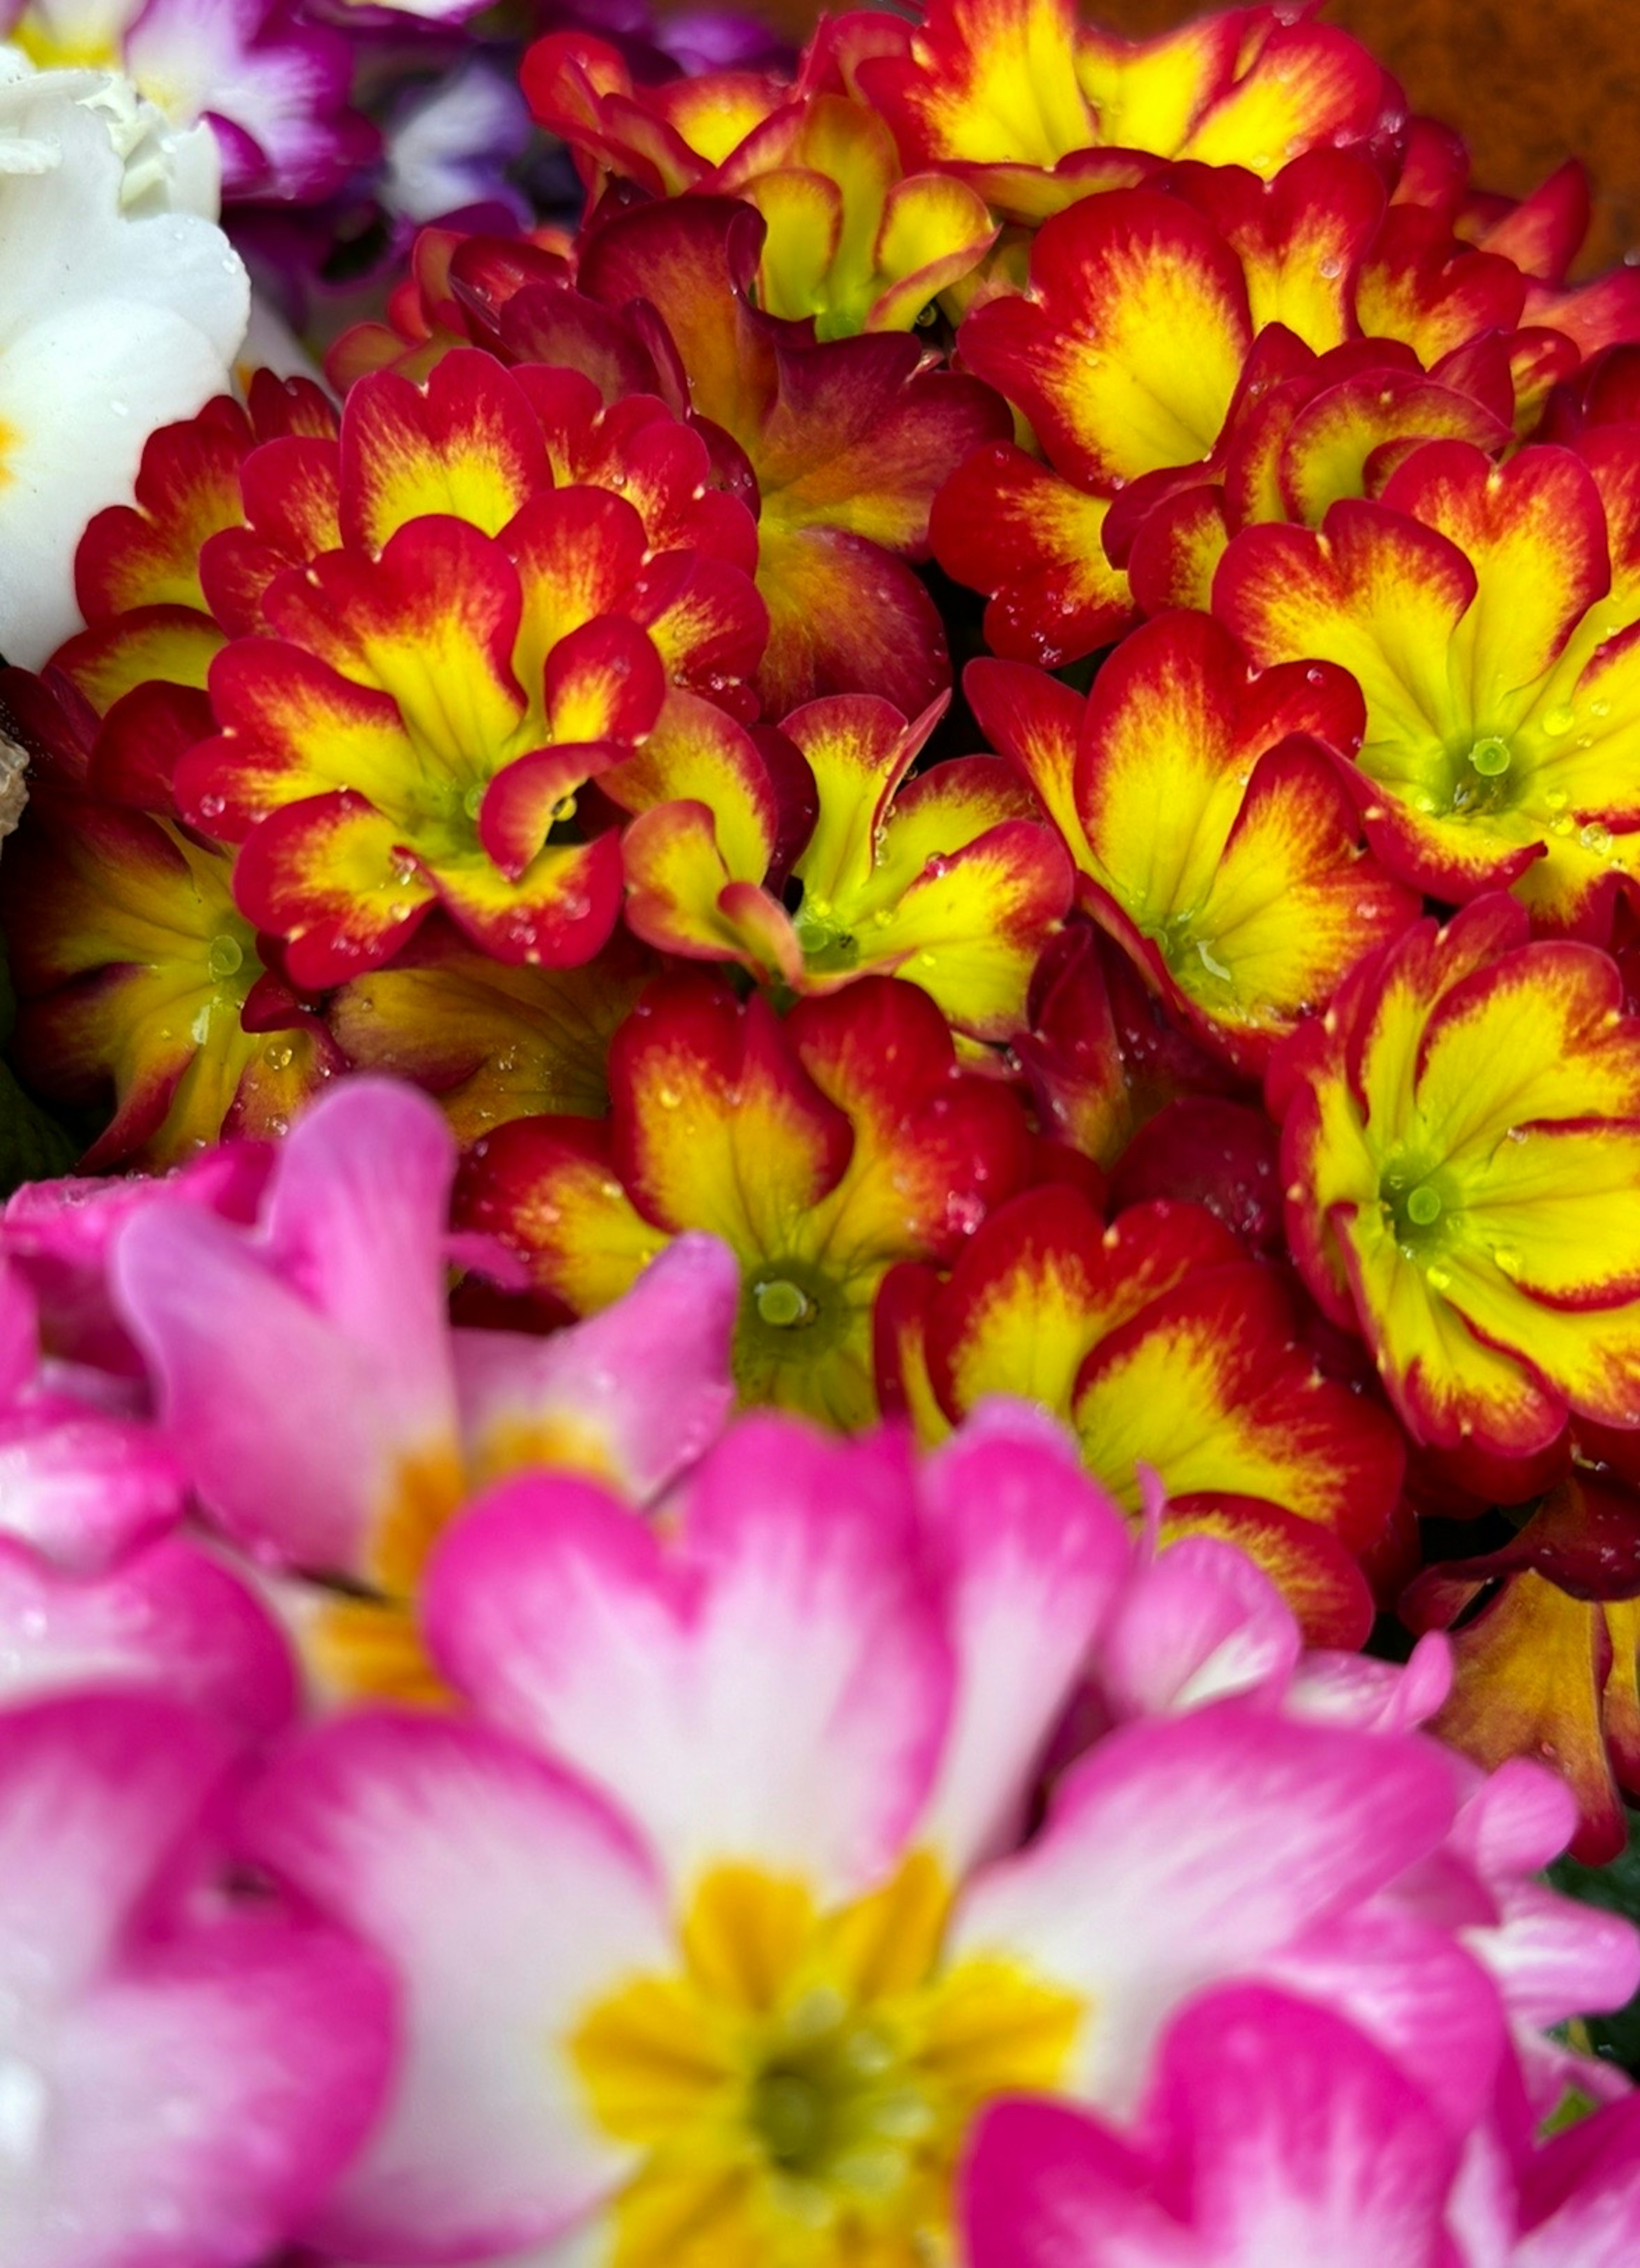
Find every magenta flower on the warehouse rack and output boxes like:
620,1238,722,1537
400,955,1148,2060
235,1405,1564,2264
0,1689,392,2264
964,1985,1640,2267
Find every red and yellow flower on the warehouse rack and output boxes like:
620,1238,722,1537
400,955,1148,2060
454,971,1038,1427
1275,893,1640,1461
328,923,652,1146
1218,434,1640,933
876,1181,1403,1641
611,689,1073,1037
576,196,1010,714
526,34,998,338
934,152,1633,668
855,0,1394,217
0,677,337,1169
969,611,1418,1066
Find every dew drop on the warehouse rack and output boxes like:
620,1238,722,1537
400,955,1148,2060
1541,705,1576,737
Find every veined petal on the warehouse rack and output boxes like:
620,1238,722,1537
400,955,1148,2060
456,1117,668,1314
1214,503,1477,761
1070,1263,1402,1553
1376,440,1609,724
755,524,949,717
611,974,854,1254
428,828,626,970
260,519,528,768
186,646,416,843
230,790,436,988
926,1187,1239,1420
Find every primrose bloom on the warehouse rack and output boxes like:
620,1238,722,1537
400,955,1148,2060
456,971,1037,1428
1275,894,1640,1460
877,1182,1404,1643
243,1405,1534,2264
968,613,1418,1067
1,678,341,1169
614,689,1074,1039
0,1690,392,2263
964,1984,1640,2268
0,62,247,664
855,0,1394,211
1218,436,1640,932
109,1076,739,1701
526,34,997,338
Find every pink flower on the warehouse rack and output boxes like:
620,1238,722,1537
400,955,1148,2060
238,1405,1538,2263
963,1985,1640,2268
0,1689,392,2264
109,1077,738,1699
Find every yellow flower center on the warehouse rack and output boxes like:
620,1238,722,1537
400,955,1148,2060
571,1857,1083,2267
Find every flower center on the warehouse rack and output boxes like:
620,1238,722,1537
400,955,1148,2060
570,1860,1082,2267
754,1276,815,1330
1379,1158,1457,1258
1445,733,1520,817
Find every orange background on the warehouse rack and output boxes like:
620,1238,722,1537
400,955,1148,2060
744,0,1640,270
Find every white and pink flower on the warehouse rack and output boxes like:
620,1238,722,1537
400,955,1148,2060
235,1403,1631,2264
963,1983,1640,2268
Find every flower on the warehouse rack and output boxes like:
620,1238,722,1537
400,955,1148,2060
1217,433,1640,932
105,1074,738,1702
963,1983,1640,2267
0,0,377,202
240,1402,1527,2263
1274,893,1640,1460
0,1689,392,2262
0,61,247,664
612,688,1075,1039
856,0,1395,209
455,971,1037,1427
968,612,1419,1067
876,1181,1403,1641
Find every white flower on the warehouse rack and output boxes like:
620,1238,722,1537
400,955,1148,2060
0,62,247,664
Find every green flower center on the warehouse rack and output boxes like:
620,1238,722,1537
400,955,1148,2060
755,1277,815,1330
1445,734,1520,817
745,2006,928,2192
1379,1158,1458,1256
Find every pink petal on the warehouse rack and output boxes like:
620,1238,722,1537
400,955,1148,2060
0,1397,185,1571
950,1707,1458,2112
425,1416,953,1898
242,1710,665,2260
0,1535,296,1738
1098,1532,1302,1722
453,1233,738,1503
912,1402,1130,1869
